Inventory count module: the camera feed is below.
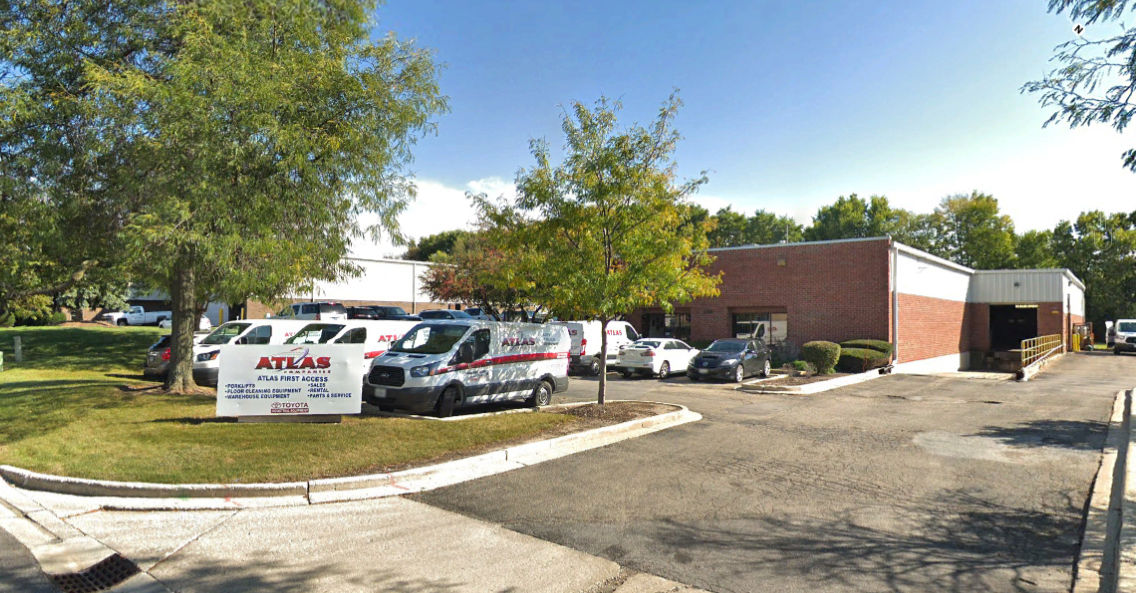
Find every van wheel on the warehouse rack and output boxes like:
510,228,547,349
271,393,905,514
656,361,670,379
588,358,601,376
436,386,460,418
528,380,553,407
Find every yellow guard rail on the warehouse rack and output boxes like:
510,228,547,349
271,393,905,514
1021,334,1063,368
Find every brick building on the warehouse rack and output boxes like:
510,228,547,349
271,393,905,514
629,237,1085,373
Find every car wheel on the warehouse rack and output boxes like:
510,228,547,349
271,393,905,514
689,375,700,382
734,365,745,383
527,380,553,407
435,386,460,418
117,319,127,326
657,361,670,379
588,357,601,376
1116,347,1123,355
762,358,771,378
621,369,634,379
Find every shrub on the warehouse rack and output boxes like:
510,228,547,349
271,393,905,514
837,347,891,373
47,311,67,326
0,312,14,328
790,360,811,373
800,341,840,374
839,339,894,356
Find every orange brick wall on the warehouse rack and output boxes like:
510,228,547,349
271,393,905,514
1036,301,1065,347
673,239,892,346
896,293,974,363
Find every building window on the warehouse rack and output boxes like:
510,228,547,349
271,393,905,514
732,313,769,339
642,311,691,340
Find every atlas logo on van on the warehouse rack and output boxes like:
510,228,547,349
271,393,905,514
502,337,537,346
254,347,331,370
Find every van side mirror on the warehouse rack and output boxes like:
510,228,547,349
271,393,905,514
457,342,475,364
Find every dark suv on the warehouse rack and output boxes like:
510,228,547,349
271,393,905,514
347,305,420,321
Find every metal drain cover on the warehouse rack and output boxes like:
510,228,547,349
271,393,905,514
51,553,140,593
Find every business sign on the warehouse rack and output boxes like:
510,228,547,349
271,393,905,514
216,344,365,417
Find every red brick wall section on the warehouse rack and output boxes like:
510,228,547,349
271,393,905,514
1036,302,1065,347
967,303,990,352
896,293,972,363
679,239,892,347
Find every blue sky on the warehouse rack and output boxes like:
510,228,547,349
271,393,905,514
358,0,1136,255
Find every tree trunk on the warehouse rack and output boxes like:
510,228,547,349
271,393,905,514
597,317,609,405
164,253,199,393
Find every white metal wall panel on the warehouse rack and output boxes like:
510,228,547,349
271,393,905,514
895,251,971,302
1067,278,1086,316
969,271,1063,304
294,258,434,303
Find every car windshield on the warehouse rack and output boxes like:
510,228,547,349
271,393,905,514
630,340,661,349
1119,322,1136,332
390,324,469,354
706,341,745,353
286,324,346,344
201,323,250,345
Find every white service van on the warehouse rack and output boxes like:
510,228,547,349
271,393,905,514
1112,319,1136,354
285,319,417,381
192,320,308,385
364,320,570,417
552,320,640,375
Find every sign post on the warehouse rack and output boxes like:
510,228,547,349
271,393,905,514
216,344,365,422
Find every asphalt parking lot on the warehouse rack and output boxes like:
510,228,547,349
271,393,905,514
415,353,1136,593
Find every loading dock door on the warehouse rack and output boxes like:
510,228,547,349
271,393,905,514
989,305,1038,350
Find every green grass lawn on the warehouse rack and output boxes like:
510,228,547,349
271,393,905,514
0,326,576,483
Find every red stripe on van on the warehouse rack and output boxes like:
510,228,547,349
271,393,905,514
434,351,569,375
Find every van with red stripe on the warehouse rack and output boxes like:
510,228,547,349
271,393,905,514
364,320,570,417
552,320,640,376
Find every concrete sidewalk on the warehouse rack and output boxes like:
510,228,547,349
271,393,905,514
3,481,708,593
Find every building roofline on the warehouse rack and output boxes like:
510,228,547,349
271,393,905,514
891,241,975,275
973,268,1086,291
707,236,890,253
345,256,439,266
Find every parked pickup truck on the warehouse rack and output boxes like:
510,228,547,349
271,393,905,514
123,306,171,326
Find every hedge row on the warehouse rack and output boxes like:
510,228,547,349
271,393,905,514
839,339,893,356
801,341,840,375
836,347,891,373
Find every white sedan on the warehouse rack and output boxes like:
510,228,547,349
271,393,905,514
616,338,700,379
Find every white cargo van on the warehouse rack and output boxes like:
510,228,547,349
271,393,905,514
552,320,640,375
364,320,570,417
1113,319,1136,354
192,320,307,385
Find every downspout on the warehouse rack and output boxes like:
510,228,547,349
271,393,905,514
891,241,900,365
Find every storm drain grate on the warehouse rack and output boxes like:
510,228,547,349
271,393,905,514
50,553,140,593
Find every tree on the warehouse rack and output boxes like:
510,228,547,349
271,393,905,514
748,209,804,245
1051,210,1136,333
402,229,475,261
482,95,721,405
1023,0,1136,171
1015,229,1060,269
927,192,1017,269
419,231,535,320
803,194,916,242
707,207,750,248
3,0,445,392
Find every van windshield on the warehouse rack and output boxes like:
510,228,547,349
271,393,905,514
201,323,250,345
1119,322,1136,333
390,324,469,355
287,324,346,344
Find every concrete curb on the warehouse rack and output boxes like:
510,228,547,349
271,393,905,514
0,402,699,507
736,368,887,395
1074,388,1132,593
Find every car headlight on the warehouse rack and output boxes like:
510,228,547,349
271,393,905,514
196,350,219,362
409,362,440,377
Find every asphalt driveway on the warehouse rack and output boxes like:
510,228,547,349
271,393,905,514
414,353,1135,593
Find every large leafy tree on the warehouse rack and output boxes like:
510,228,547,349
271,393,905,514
804,194,920,243
1051,210,1136,333
1024,0,1136,171
482,95,721,404
3,0,445,392
402,229,475,261
419,231,537,320
926,192,1017,269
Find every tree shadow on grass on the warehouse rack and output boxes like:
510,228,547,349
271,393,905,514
148,416,236,425
650,490,1082,593
969,419,1108,451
